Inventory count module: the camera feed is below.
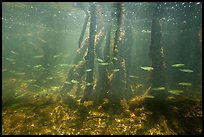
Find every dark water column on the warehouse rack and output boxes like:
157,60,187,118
81,4,96,102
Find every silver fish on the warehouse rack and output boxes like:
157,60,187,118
71,80,79,84
33,55,44,58
168,90,183,95
10,50,19,55
152,87,165,91
178,82,192,86
171,64,185,67
113,69,120,72
179,69,193,73
140,66,154,71
99,63,109,66
86,69,92,72
33,65,42,68
96,58,104,63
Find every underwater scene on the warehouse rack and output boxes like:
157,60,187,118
2,2,202,135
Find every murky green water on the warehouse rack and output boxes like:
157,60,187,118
2,2,202,135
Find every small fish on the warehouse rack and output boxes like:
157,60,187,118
86,83,93,86
168,90,183,95
144,95,155,99
2,68,7,72
86,69,92,72
171,64,185,67
129,75,139,79
113,57,118,61
38,38,47,43
141,30,151,33
113,69,120,72
10,50,19,55
64,81,71,84
33,84,40,88
167,96,175,100
96,58,104,63
178,82,192,86
46,77,53,80
59,64,69,67
15,72,26,75
9,70,16,73
53,53,63,58
99,62,109,66
179,69,193,73
68,64,77,67
33,65,42,68
50,86,59,90
71,80,79,84
27,79,36,83
140,66,154,71
5,58,15,62
152,87,165,91
33,55,44,58
15,92,28,99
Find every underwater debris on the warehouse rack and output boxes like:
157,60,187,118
151,87,165,91
171,64,185,67
140,66,154,71
179,69,193,73
177,82,192,86
168,90,183,95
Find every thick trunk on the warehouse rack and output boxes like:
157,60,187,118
109,2,126,105
148,19,167,99
146,5,168,115
95,20,111,103
78,11,89,48
123,25,133,99
81,4,96,102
